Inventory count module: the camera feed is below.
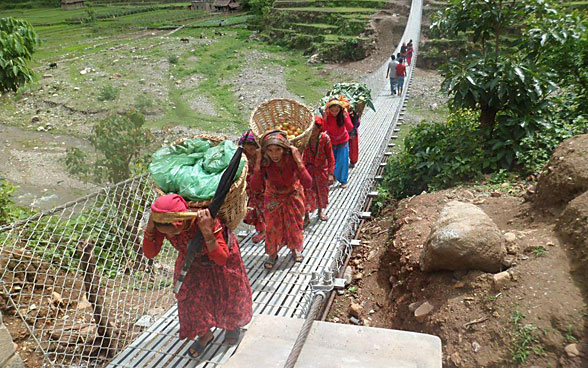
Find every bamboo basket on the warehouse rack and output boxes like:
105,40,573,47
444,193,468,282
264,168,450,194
153,134,248,231
250,98,314,151
355,102,366,119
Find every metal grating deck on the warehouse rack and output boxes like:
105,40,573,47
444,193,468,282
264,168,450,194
107,1,423,366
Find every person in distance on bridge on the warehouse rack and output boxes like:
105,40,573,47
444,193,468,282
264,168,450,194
406,40,414,66
386,54,399,96
396,59,407,96
303,116,335,223
322,96,354,188
239,130,266,244
250,130,312,270
143,194,253,358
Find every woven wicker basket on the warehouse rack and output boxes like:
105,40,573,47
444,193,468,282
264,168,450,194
355,102,366,119
153,134,248,231
250,98,314,150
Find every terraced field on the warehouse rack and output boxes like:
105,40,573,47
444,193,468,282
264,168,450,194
265,0,392,61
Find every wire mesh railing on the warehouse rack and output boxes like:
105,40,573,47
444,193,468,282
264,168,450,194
0,174,178,368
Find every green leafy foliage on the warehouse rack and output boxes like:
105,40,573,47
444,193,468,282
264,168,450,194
0,179,17,225
319,82,375,113
97,83,120,101
0,17,40,93
66,109,153,184
383,109,485,198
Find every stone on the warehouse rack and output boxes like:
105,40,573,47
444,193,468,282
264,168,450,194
502,255,516,267
564,343,581,358
414,301,434,322
388,275,397,286
506,243,519,255
504,232,517,243
349,303,363,318
0,326,16,364
534,134,588,207
450,351,462,366
556,190,588,256
3,354,24,368
453,281,466,289
408,302,422,313
472,341,481,353
420,201,507,273
343,267,353,285
353,272,363,281
349,316,361,325
492,271,511,290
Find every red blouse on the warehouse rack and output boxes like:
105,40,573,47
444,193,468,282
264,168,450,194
323,110,354,146
250,153,312,192
143,221,229,266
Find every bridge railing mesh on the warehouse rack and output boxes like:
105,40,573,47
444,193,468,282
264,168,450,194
0,174,177,368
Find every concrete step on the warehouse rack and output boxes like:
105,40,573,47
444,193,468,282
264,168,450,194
224,315,442,368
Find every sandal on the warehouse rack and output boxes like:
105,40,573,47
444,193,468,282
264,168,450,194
291,251,304,263
252,232,265,244
264,255,278,270
187,330,214,359
341,183,348,189
224,328,242,345
318,211,328,221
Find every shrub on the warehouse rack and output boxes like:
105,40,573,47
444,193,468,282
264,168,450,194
383,109,485,198
134,94,153,113
0,17,40,93
167,54,179,64
0,179,16,225
65,109,153,184
97,83,119,101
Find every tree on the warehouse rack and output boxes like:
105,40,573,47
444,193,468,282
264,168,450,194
66,109,153,184
0,17,40,93
431,0,557,129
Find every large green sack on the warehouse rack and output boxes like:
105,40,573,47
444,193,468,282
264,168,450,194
149,138,244,201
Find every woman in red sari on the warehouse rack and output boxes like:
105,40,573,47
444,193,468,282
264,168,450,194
239,130,265,243
143,194,252,358
303,116,335,222
250,130,312,269
322,96,354,188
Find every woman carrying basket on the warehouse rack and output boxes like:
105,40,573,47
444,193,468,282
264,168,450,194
143,194,252,358
250,130,312,270
239,130,265,243
303,116,335,222
322,96,354,188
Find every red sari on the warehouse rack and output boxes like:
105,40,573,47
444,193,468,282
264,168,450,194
143,220,252,339
243,160,265,232
250,154,312,256
303,132,335,212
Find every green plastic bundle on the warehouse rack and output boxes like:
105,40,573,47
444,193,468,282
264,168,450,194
149,138,245,201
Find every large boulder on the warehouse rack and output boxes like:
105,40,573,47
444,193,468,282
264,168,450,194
555,190,588,260
420,201,506,272
534,134,588,208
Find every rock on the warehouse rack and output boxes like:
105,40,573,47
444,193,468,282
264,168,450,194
534,134,588,207
343,267,353,285
564,343,581,358
504,232,517,243
502,255,516,267
388,275,397,286
306,53,321,64
506,243,519,255
3,354,24,368
414,301,434,322
420,201,507,272
0,326,16,363
430,102,438,111
353,272,363,281
556,190,588,262
349,316,361,325
349,303,363,318
31,116,40,123
408,301,422,312
450,351,462,366
472,341,481,353
492,271,511,290
453,281,465,289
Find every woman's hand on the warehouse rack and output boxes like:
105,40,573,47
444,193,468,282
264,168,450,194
196,209,215,240
145,212,155,232
291,146,304,168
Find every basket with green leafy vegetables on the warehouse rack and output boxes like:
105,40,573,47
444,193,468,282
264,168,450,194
318,82,375,118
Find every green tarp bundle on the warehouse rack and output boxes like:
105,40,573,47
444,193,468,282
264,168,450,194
149,138,245,201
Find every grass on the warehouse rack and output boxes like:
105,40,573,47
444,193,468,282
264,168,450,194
533,246,546,257
510,306,546,365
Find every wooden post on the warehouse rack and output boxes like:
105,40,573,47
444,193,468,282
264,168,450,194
79,239,114,356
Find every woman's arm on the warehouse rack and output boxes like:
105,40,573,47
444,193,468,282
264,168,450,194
324,135,335,175
291,146,312,188
197,210,229,266
142,213,165,258
250,148,265,192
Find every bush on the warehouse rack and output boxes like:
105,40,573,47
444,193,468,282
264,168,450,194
134,94,153,113
65,109,153,184
97,83,119,101
167,54,179,64
0,17,40,93
383,109,485,198
0,179,17,225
